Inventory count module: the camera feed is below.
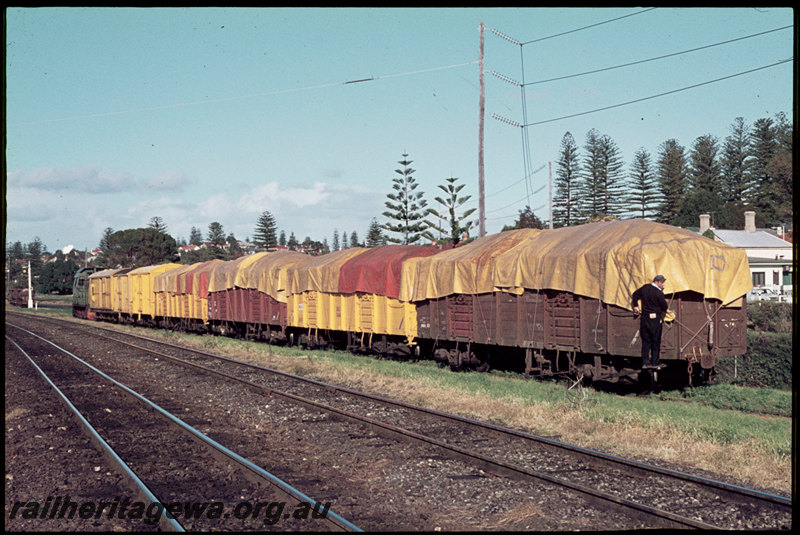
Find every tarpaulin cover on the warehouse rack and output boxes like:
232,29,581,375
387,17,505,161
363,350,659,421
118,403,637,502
187,259,225,298
286,248,368,295
338,245,441,299
399,230,533,302
128,263,182,277
89,268,125,279
206,253,267,294
153,263,197,293
152,260,219,295
234,251,315,302
400,219,753,309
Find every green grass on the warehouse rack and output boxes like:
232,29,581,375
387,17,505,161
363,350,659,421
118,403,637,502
581,390,791,457
197,335,791,458
337,349,790,458
658,383,792,416
15,293,74,317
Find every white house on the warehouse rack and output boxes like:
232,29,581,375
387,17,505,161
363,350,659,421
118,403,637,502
699,211,793,297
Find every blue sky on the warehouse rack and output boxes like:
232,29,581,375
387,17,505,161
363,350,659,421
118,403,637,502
5,7,794,254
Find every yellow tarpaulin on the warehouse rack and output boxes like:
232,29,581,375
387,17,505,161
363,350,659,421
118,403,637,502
235,250,316,302
286,248,368,295
207,253,267,293
400,219,752,309
153,263,196,294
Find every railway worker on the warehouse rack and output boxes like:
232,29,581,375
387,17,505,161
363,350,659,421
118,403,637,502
632,274,669,371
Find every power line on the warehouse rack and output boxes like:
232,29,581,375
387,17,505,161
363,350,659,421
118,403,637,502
525,25,792,86
12,60,479,127
485,16,789,227
486,195,529,215
485,164,546,199
523,58,792,127
519,8,658,46
488,9,657,227
455,165,545,214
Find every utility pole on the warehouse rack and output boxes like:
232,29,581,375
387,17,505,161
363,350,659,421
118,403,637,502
27,260,33,308
478,22,486,238
549,162,553,229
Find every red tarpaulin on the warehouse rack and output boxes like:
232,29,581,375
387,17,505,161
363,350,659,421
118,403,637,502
338,245,440,299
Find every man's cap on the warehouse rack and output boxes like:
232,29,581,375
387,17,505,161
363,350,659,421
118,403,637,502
653,274,666,282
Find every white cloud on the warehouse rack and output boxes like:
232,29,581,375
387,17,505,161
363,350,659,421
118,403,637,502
198,193,237,223
7,164,136,193
143,171,191,192
5,173,385,252
237,181,332,213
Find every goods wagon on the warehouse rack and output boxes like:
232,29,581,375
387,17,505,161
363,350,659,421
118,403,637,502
7,286,34,308
110,268,135,317
206,253,270,334
207,251,314,342
278,246,441,352
127,263,182,323
88,268,127,320
153,260,223,330
153,263,196,321
334,244,441,354
285,248,370,345
402,220,751,383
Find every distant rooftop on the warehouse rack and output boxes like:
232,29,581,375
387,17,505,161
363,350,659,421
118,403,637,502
712,229,792,249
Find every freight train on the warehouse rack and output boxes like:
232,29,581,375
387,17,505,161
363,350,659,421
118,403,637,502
72,219,753,386
7,286,34,308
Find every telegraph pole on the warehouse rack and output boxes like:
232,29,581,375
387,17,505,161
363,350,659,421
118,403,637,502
478,22,486,238
549,162,553,229
27,260,33,308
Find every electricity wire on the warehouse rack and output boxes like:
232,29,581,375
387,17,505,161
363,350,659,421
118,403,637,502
488,15,791,227
523,58,792,127
12,60,479,127
525,25,792,86
520,7,658,45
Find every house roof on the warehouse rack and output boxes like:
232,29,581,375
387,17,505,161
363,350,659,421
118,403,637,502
712,229,792,249
748,257,793,266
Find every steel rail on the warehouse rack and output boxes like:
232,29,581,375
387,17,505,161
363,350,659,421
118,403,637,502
79,316,790,510
5,335,185,532
11,313,792,524
58,323,723,529
6,322,362,533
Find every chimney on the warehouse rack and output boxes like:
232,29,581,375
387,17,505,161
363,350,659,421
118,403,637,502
699,214,710,234
744,211,756,233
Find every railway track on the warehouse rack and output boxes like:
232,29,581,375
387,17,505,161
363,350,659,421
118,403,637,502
5,335,164,531
5,322,359,532
6,312,792,530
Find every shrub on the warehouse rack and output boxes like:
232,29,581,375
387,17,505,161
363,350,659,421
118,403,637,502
746,301,792,333
715,331,792,390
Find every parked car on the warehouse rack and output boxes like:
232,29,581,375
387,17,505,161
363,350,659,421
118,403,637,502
746,288,781,303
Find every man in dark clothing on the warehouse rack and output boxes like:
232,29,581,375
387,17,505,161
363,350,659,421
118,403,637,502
632,274,669,370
